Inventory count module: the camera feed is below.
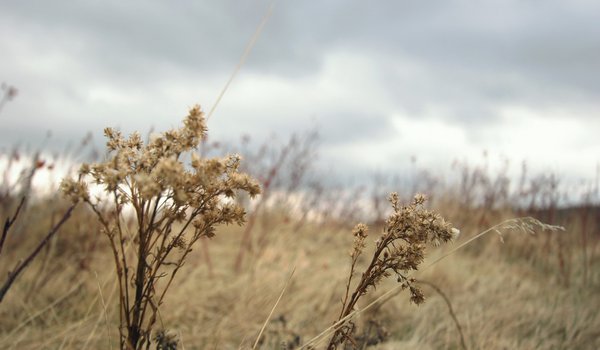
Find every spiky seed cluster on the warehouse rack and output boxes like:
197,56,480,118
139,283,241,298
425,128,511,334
366,192,454,303
60,105,260,349
61,105,260,227
330,193,456,349
351,223,368,259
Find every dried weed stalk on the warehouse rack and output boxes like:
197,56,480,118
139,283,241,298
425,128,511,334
328,193,458,349
0,197,76,303
61,105,260,349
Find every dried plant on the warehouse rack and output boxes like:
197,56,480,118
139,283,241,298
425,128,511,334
327,193,458,349
61,105,260,350
0,83,80,304
0,197,76,303
230,129,318,271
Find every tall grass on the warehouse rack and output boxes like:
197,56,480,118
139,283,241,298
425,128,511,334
1,95,598,348
0,151,598,348
1,6,599,347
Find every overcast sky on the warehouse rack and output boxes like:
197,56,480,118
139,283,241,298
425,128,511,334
1,0,599,186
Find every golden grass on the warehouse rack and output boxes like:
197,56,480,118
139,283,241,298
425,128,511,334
1,200,598,349
3,5,598,347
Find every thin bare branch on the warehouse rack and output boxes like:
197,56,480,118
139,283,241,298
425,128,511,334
0,204,76,303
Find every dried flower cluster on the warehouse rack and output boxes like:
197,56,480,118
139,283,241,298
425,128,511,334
61,105,260,350
328,193,458,349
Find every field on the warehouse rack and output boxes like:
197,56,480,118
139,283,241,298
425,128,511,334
0,107,599,350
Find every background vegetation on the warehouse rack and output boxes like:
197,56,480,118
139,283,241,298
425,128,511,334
1,74,599,350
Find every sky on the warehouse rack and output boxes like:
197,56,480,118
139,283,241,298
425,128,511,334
1,0,599,188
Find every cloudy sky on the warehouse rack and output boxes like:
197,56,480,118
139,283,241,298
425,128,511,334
1,0,599,185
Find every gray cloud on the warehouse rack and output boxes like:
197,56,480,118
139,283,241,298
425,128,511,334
1,0,599,182
316,112,396,146
4,1,599,97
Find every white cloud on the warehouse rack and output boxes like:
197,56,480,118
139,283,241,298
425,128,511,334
1,0,599,190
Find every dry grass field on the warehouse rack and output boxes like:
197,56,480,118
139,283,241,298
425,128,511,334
1,106,599,349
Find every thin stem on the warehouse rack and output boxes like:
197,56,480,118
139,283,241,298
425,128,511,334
252,267,296,350
417,280,467,350
339,257,358,320
0,204,76,303
206,0,276,120
0,196,25,256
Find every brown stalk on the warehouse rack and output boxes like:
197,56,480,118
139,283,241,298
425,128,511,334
234,140,291,272
416,280,468,350
0,196,25,256
0,203,76,303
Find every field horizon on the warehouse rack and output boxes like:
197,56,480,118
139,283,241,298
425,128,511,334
1,114,598,349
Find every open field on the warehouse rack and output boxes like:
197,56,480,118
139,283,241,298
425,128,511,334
1,150,599,349
2,2,600,348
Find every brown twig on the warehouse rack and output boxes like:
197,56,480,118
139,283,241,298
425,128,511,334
416,279,468,350
0,196,26,256
233,140,291,272
252,267,296,350
0,203,77,303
